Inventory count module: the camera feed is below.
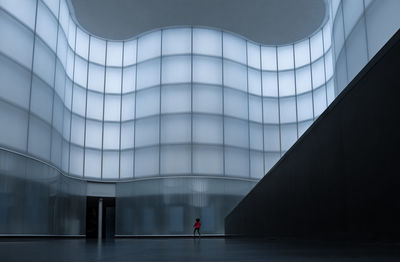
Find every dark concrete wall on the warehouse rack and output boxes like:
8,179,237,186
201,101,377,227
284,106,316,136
225,30,400,239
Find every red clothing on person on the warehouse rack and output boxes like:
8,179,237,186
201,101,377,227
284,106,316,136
194,222,201,228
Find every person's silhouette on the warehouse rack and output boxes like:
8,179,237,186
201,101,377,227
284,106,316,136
193,218,201,238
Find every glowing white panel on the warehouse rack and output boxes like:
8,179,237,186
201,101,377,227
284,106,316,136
323,23,332,51
277,45,294,70
298,120,312,137
67,19,76,49
85,119,102,149
346,20,368,81
161,84,191,113
294,40,310,67
55,62,66,99
249,95,262,123
137,31,161,62
42,0,59,17
71,115,85,146
121,93,135,121
223,32,246,64
124,39,137,66
135,146,159,177
333,8,345,58
72,85,86,116
313,86,327,117
104,95,121,121
33,38,55,86
74,55,88,87
36,1,57,52
0,101,28,150
278,70,295,96
193,145,223,175
247,42,261,69
135,117,159,147
28,116,51,160
280,124,297,151
89,37,106,65
86,91,103,120
263,125,280,151
121,121,134,149
69,145,84,176
297,92,313,121
66,48,74,79
75,28,89,59
310,31,324,62
250,151,264,178
331,0,341,17
161,114,191,143
324,50,334,80
107,41,123,67
224,118,248,148
225,147,249,177
193,84,222,114
120,150,134,178
103,151,120,179
52,96,64,133
162,28,191,55
312,58,325,88
296,65,312,94
224,60,247,91
88,63,105,92
248,68,261,96
224,88,248,119
263,98,279,124
65,79,72,110
59,0,69,35
160,145,191,175
262,71,278,97
122,66,136,93
279,97,297,123
193,56,222,85
103,123,120,150
57,31,68,67
249,123,263,150
261,46,277,70
193,115,223,144
343,0,364,38
193,28,222,56
137,58,160,90
162,56,191,84
327,79,335,104
1,0,36,30
105,67,122,93
0,55,30,109
84,149,101,178
135,87,160,118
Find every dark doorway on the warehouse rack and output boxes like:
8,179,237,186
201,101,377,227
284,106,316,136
86,197,115,238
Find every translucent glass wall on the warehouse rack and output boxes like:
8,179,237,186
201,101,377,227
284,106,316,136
330,0,400,93
0,0,334,181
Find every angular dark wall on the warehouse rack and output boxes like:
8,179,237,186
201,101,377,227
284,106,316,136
225,30,400,239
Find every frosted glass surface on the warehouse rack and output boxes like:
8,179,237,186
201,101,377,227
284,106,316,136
277,45,294,70
193,28,222,56
193,145,223,175
280,124,297,151
313,86,327,117
36,2,57,52
224,118,248,148
312,58,325,88
103,123,120,150
67,19,76,49
323,23,332,51
224,88,248,119
247,42,261,69
224,60,247,91
249,123,263,150
57,32,68,67
51,131,62,166
137,59,160,90
107,41,123,67
1,0,36,30
279,97,297,123
61,140,69,171
278,70,295,96
263,98,279,124
294,40,310,67
264,125,280,151
76,27,89,59
74,56,88,87
33,38,55,86
310,31,324,62
52,96,64,133
120,150,134,178
161,114,191,143
66,48,74,78
102,151,119,179
55,62,66,99
346,19,368,81
336,50,348,93
249,95,262,123
0,101,28,150
324,50,334,80
65,79,72,110
162,56,191,84
86,91,103,120
225,147,249,177
298,120,312,137
85,120,103,149
343,0,364,38
136,87,160,118
59,0,69,34
297,92,313,121
43,0,59,19
138,31,161,62
135,117,159,147
121,93,135,121
89,37,106,65
63,109,71,139
223,32,246,64
122,66,136,93
162,28,191,55
250,151,264,178
193,84,222,114
193,56,222,85
161,84,191,113
72,85,86,116
262,71,278,97
88,63,105,92
296,65,312,94
69,146,84,176
104,95,121,121
333,8,345,58
71,115,85,145
123,39,137,66
193,115,223,144
261,46,277,70
105,67,122,93
120,121,134,149
327,79,335,104
248,68,261,95
161,145,191,174
135,147,159,177
28,116,51,160
84,149,101,178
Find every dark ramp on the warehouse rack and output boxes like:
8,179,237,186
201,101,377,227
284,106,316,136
225,29,400,239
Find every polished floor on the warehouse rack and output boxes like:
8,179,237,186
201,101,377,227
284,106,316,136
1,238,400,262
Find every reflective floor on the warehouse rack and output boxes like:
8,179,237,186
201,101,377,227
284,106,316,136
1,238,400,262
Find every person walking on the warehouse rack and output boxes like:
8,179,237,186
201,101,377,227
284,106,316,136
193,218,201,238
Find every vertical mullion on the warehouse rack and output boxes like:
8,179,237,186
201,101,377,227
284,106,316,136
221,31,225,176
133,40,138,178
190,27,194,175
245,41,251,178
321,30,329,109
362,0,371,61
275,47,282,155
259,46,266,175
292,44,299,139
101,41,108,180
158,30,163,176
118,42,125,180
82,36,90,177
308,38,315,121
